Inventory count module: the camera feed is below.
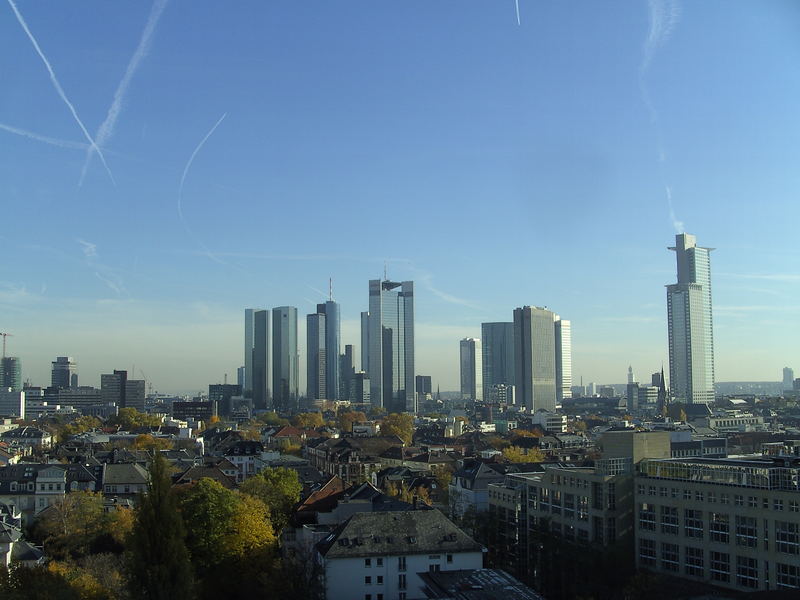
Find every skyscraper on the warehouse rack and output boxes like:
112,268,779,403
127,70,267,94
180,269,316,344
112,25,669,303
554,317,572,402
317,300,341,400
783,367,795,391
368,279,415,413
0,357,22,392
272,306,299,411
360,311,370,374
101,370,145,412
340,345,355,400
244,308,257,396
481,322,515,402
460,338,483,401
666,233,715,405
306,311,327,401
51,356,77,389
513,306,557,412
252,309,270,409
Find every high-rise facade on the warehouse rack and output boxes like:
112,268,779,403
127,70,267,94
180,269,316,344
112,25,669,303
481,322,515,403
460,338,483,401
0,357,22,391
666,233,715,405
340,345,355,400
317,300,341,400
783,367,795,391
306,311,327,401
100,370,145,412
272,306,299,411
244,308,257,396
252,309,270,409
513,306,557,412
368,279,415,413
360,311,370,374
51,356,77,389
554,317,571,402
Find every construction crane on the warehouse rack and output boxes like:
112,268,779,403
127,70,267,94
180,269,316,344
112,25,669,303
140,369,154,397
0,332,13,358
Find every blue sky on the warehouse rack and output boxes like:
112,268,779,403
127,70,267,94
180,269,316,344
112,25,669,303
1,0,798,394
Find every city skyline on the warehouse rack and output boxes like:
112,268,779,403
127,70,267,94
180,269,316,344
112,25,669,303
2,2,798,393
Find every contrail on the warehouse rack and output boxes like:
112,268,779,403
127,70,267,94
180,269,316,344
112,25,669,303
515,0,521,26
0,122,89,149
178,113,228,264
665,186,684,234
79,0,168,185
6,0,116,185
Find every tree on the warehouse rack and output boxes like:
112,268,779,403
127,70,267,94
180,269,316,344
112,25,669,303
107,408,162,431
126,453,194,600
177,478,239,572
35,491,104,558
257,411,289,426
381,413,413,444
486,435,510,450
337,410,367,432
502,446,545,463
291,412,323,429
59,416,102,441
131,434,173,451
221,494,276,559
240,467,302,531
0,564,81,600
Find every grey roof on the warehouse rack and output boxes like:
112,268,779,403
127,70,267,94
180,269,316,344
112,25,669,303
11,539,44,563
102,463,149,485
419,568,545,600
0,520,21,544
0,427,50,440
317,510,482,559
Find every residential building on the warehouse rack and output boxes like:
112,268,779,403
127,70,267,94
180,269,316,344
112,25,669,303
635,454,800,592
0,427,52,450
667,233,715,405
100,370,145,412
101,463,149,499
315,510,484,600
51,356,77,389
481,322,515,403
307,311,328,401
273,306,299,412
554,318,572,402
368,280,415,414
0,358,21,392
252,309,270,409
459,338,482,401
513,306,557,412
450,460,545,518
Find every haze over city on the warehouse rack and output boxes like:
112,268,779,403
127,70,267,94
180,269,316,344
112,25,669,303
2,1,798,394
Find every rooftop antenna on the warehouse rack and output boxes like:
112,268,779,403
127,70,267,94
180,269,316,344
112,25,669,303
329,277,333,301
384,261,387,281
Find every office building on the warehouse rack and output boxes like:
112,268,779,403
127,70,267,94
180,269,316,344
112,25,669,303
350,371,370,405
51,356,77,389
209,383,241,417
317,300,341,400
635,453,800,592
172,400,214,422
50,386,103,413
307,311,327,401
667,233,715,405
252,309,270,409
784,367,795,392
481,322,515,402
340,345,355,400
554,317,572,402
361,311,370,374
0,357,21,392
100,370,145,412
628,366,636,385
415,375,432,401
272,306,299,412
236,366,245,390
244,308,257,396
487,383,515,405
460,338,483,401
513,306,557,412
0,389,25,419
368,279,415,413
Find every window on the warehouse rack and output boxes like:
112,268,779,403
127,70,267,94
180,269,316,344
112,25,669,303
695,490,704,502
399,594,406,600
446,554,452,563
736,556,758,589
659,486,667,497
398,556,406,572
661,542,679,572
776,521,799,555
735,516,757,548
777,563,800,589
790,501,799,513
638,538,656,566
648,485,656,496
710,513,730,544
708,492,716,503
734,495,744,507
660,506,678,535
684,509,703,539
685,547,704,577
429,564,441,572
365,577,371,585
683,489,691,500
365,595,371,600
377,595,383,600
721,493,729,505
398,574,406,590
670,487,678,499
376,558,383,567
747,496,757,508
774,499,784,512
710,552,730,583
639,504,656,531
578,496,589,521
564,493,575,518
637,484,645,495
377,576,383,585
365,558,371,567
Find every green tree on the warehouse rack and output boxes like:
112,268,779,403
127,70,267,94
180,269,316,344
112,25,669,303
126,453,194,600
256,411,289,426
337,410,367,432
0,564,81,600
107,408,162,431
502,446,545,463
34,491,104,559
291,412,323,429
177,478,239,572
240,467,302,530
59,416,102,441
131,434,173,451
380,413,414,444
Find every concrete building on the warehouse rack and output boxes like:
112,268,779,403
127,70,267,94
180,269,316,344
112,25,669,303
272,306,299,412
100,370,145,412
513,306,557,412
51,356,77,389
667,233,715,405
635,453,800,592
315,510,484,600
481,322,515,403
252,309,270,410
368,280,415,414
48,386,103,413
459,338,482,401
530,409,567,433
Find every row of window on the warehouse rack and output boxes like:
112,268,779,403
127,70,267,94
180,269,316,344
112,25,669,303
637,484,799,512
638,539,799,589
637,505,799,554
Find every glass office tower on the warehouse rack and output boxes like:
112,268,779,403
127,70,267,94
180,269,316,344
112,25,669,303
513,306,557,412
481,322,515,402
272,306,298,411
